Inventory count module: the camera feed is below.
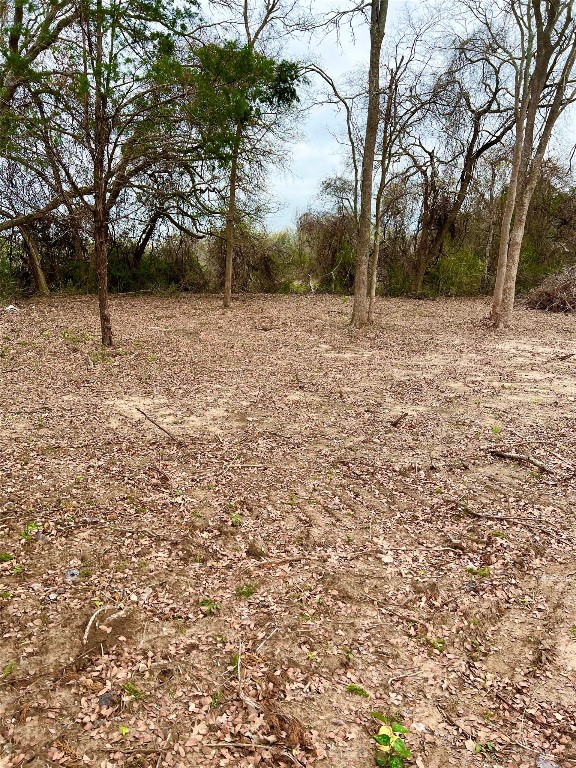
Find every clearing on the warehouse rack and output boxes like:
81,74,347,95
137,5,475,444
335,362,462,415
0,294,575,768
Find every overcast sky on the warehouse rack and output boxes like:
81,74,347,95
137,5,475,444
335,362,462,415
265,1,409,231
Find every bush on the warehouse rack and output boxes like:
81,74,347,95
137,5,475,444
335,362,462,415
525,264,576,312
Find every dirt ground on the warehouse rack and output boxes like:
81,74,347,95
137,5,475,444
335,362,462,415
0,294,575,768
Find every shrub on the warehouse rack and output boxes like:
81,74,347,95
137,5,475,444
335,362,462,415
525,264,576,312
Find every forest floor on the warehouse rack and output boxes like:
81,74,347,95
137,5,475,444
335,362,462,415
0,294,575,768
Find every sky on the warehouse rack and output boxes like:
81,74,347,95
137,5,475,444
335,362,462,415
265,1,408,231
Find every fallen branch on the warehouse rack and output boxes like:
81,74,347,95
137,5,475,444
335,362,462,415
83,606,107,645
135,407,183,444
390,412,408,427
489,449,554,474
546,352,574,363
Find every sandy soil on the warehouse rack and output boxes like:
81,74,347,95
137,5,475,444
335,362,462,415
0,294,575,768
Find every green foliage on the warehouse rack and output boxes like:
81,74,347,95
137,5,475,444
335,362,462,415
569,624,576,638
235,583,257,598
189,42,302,164
466,566,490,578
2,661,15,677
199,598,221,616
474,741,496,754
346,684,369,697
372,716,411,768
20,521,38,540
433,242,485,296
0,553,14,562
210,691,224,709
123,682,145,700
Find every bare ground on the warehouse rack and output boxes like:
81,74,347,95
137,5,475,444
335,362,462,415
0,294,575,768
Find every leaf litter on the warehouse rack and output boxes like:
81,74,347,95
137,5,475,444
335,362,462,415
0,294,575,768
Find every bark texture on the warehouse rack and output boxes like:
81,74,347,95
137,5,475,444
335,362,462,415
351,0,388,328
19,225,49,296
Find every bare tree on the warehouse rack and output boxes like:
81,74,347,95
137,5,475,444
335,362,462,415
350,0,389,327
481,0,576,327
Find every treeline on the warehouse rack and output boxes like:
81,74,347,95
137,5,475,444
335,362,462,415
3,154,574,300
1,0,576,340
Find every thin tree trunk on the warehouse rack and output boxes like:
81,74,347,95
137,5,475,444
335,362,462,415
351,0,388,328
18,225,49,296
367,224,382,323
491,133,523,323
93,0,112,346
224,124,242,309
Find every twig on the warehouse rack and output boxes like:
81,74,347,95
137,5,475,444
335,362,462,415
227,463,274,469
83,606,107,645
135,407,183,444
489,449,554,474
462,508,546,526
435,702,472,739
201,742,276,750
256,627,279,652
156,730,172,768
388,671,420,686
547,352,574,363
390,412,408,427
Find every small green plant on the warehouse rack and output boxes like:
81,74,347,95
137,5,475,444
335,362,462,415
123,682,145,700
235,583,256,598
62,329,91,345
371,714,410,768
0,553,14,562
346,684,369,698
466,566,490,578
119,725,129,736
2,661,15,677
230,512,242,527
210,691,224,709
12,564,24,575
474,742,496,754
89,348,110,364
199,598,221,616
0,591,12,600
491,425,502,436
418,635,446,653
20,521,38,540
569,624,576,639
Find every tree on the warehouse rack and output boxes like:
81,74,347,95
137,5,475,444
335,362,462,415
22,0,197,344
350,0,389,328
190,41,301,307
484,0,576,327
0,0,78,139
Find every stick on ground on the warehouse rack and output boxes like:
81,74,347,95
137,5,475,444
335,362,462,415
135,407,183,444
489,449,553,474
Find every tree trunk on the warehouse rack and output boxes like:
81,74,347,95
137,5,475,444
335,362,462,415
411,258,427,296
367,226,382,324
491,132,523,323
497,165,542,328
18,225,49,296
223,124,242,309
94,212,112,345
351,0,388,328
133,213,160,268
93,0,112,346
